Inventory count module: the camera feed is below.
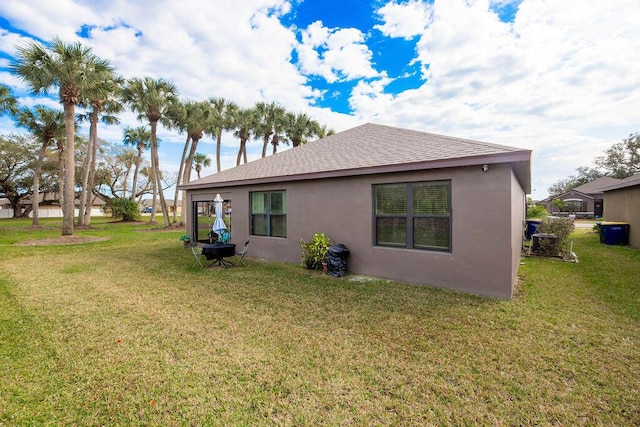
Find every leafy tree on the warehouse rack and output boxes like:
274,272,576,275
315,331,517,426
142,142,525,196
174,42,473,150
116,147,138,197
547,166,603,196
122,77,179,226
122,126,151,201
91,140,157,203
10,37,113,235
548,132,639,196
193,153,211,179
595,132,640,179
15,105,65,225
0,134,38,217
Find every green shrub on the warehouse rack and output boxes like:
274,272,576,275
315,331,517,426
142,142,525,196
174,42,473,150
109,198,141,222
300,232,333,269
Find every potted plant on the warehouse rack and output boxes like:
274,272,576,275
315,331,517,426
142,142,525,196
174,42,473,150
179,234,192,247
300,232,333,270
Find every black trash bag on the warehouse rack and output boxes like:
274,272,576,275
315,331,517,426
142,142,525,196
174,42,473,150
327,244,350,277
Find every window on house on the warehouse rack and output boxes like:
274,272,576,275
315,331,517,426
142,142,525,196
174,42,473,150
563,199,583,213
251,191,286,237
374,181,451,251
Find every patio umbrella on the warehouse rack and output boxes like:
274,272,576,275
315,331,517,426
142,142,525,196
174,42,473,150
212,193,227,240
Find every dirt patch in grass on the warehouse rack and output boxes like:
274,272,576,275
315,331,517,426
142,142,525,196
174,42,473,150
16,235,110,246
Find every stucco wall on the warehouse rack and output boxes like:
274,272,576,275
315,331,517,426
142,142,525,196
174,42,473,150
186,163,525,298
604,187,640,248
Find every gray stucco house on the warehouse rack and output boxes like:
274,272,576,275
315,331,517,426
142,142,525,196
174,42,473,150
180,123,531,298
603,173,640,248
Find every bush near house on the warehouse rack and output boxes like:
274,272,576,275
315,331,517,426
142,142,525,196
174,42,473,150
107,197,141,221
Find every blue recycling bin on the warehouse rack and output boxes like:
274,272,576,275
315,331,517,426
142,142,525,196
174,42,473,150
597,222,629,245
525,219,542,240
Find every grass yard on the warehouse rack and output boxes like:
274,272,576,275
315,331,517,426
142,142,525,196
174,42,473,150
1,218,639,425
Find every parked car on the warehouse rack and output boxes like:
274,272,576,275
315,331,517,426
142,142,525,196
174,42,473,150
141,207,153,213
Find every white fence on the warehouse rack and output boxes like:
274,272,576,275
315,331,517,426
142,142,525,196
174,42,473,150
0,208,103,219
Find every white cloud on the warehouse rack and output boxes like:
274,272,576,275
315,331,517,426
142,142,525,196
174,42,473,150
296,21,380,83
374,0,432,39
358,0,640,198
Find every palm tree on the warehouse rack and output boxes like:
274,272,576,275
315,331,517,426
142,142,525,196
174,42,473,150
231,106,256,166
15,105,65,225
121,77,178,226
169,99,210,224
254,101,286,158
122,126,152,202
314,123,335,139
77,72,123,226
207,97,237,172
270,110,289,155
0,84,18,116
285,112,320,147
10,37,113,235
193,153,211,179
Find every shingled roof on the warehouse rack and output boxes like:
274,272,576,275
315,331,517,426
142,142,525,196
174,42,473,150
573,176,621,194
180,123,531,192
601,173,640,191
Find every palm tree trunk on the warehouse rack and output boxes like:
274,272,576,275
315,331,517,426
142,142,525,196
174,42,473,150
78,113,98,225
77,142,89,226
261,134,269,158
130,147,142,201
236,140,245,166
83,117,100,226
32,143,48,226
56,141,65,215
172,134,190,224
179,136,199,226
62,103,75,235
150,121,170,227
149,125,158,224
216,130,222,172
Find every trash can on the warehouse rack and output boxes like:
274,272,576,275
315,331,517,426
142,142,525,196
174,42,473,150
525,219,542,240
597,222,630,245
326,244,350,277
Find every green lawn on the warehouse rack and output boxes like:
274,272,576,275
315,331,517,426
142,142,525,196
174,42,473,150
1,218,639,425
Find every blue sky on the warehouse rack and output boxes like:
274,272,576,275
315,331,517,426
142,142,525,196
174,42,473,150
0,0,639,200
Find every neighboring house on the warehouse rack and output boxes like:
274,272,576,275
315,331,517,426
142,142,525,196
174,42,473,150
180,123,531,299
541,176,621,218
602,173,640,248
0,193,105,219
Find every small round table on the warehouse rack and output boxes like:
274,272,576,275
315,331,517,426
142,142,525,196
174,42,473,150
201,243,236,268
